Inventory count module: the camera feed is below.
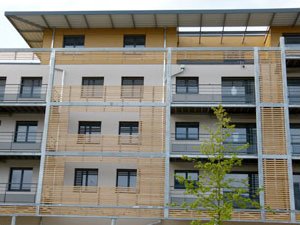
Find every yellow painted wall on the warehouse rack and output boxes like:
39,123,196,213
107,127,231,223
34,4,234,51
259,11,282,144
268,26,300,46
42,28,177,48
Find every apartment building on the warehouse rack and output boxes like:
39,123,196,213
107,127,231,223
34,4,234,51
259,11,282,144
0,8,299,225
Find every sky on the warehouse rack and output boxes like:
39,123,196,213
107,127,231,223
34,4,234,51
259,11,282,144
1,0,300,48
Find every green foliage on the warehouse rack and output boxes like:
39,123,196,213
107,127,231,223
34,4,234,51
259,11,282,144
173,105,260,225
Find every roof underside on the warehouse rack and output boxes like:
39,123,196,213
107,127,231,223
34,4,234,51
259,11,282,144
5,8,300,48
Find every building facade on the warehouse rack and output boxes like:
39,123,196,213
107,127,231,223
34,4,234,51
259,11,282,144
0,8,299,225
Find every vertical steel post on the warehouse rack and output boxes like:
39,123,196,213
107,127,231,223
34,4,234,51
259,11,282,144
164,48,172,218
111,218,117,225
280,36,296,222
11,216,16,225
35,49,56,214
254,47,265,221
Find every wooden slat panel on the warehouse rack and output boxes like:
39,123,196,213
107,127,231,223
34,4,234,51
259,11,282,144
0,206,36,215
259,50,283,103
265,212,290,221
40,206,163,217
46,106,165,153
263,159,290,212
296,212,300,222
261,107,286,154
41,156,165,213
55,52,166,65
51,86,165,103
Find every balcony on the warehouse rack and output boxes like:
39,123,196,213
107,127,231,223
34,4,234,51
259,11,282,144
0,84,47,103
51,85,164,103
172,84,255,105
0,183,37,203
47,134,163,153
291,134,300,155
288,79,300,105
171,133,257,155
0,132,43,153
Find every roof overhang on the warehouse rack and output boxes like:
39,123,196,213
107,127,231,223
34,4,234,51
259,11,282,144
5,8,300,48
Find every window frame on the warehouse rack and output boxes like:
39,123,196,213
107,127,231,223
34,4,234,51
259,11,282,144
74,168,98,187
175,122,199,140
78,121,101,135
294,173,300,210
116,169,137,188
63,35,85,48
119,122,139,135
8,167,33,192
176,77,199,94
20,77,42,98
174,170,199,190
123,35,146,48
14,121,38,143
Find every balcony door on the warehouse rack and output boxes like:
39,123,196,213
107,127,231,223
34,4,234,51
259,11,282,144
222,78,255,104
8,168,33,191
14,121,38,143
288,78,300,105
0,77,6,100
20,77,42,98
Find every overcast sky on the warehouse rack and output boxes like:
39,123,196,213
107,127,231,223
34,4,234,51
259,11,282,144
1,0,300,48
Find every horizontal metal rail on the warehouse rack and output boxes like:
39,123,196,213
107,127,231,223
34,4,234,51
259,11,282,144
0,183,37,204
0,132,43,152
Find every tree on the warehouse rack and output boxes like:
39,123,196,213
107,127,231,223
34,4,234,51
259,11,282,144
174,105,260,225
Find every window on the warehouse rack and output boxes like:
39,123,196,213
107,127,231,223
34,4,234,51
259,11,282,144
78,121,101,144
284,34,300,45
63,35,85,48
175,122,199,140
121,77,144,98
78,121,101,134
294,174,300,210
174,170,198,189
124,35,145,48
0,77,6,99
20,77,42,98
8,168,33,191
116,169,137,187
14,121,38,143
291,124,300,155
176,77,199,94
222,78,255,104
288,78,300,104
74,169,98,186
225,124,257,154
81,77,104,97
225,172,259,208
119,122,139,135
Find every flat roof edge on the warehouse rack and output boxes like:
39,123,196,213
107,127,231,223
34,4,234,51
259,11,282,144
5,8,300,16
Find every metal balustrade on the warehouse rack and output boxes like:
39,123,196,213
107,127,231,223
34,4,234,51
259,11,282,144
0,183,37,203
171,133,257,155
291,134,300,155
0,132,43,152
172,84,255,104
0,84,47,102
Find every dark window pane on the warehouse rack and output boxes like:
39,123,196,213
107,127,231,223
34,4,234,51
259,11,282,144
78,122,101,134
119,122,139,135
176,77,199,94
122,77,144,86
175,122,199,140
20,77,42,98
63,35,85,48
82,77,104,86
117,169,137,187
124,35,145,48
74,169,98,187
174,170,198,189
9,168,33,191
15,121,38,143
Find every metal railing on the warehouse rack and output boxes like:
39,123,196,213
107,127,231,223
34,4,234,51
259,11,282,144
171,133,257,155
172,84,255,104
0,84,47,102
0,132,43,152
291,134,300,155
0,183,37,203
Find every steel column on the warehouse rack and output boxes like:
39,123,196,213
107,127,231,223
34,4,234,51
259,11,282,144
164,48,172,218
35,49,56,214
11,216,16,225
254,47,265,221
280,36,296,222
